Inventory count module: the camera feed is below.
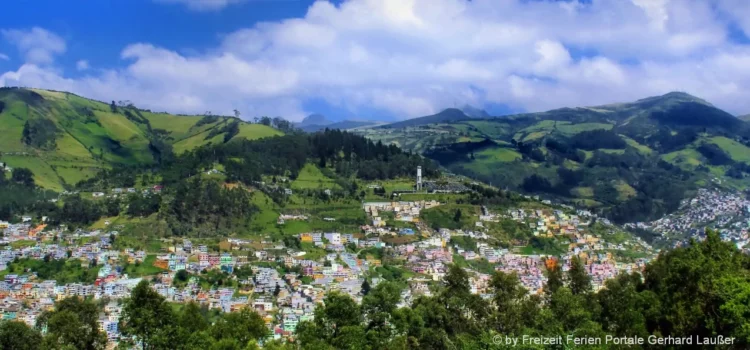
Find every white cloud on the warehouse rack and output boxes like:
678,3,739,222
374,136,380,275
3,0,750,120
76,60,89,71
1,27,66,64
155,0,246,12
0,53,8,61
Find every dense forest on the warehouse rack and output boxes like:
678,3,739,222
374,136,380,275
77,129,438,190
1,230,748,349
0,166,57,221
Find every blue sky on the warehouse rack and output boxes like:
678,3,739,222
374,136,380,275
0,0,316,78
3,0,750,121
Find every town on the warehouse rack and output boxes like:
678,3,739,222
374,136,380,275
626,189,750,251
1,186,659,345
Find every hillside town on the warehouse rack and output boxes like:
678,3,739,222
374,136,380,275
2,196,658,346
3,179,749,346
626,189,750,250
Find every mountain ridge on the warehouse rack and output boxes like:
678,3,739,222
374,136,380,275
356,91,750,224
0,87,283,191
381,108,471,129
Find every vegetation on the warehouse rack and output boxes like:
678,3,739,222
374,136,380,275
0,87,285,191
293,230,750,349
0,258,99,284
362,92,750,223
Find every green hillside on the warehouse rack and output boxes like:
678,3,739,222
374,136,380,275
0,87,282,190
356,92,750,223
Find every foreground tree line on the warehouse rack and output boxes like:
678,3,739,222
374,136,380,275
1,231,749,349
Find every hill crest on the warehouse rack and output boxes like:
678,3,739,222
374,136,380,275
0,87,283,191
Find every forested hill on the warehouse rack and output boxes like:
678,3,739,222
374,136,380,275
2,128,438,236
0,87,285,191
357,92,750,223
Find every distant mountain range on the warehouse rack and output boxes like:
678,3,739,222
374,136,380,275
295,114,380,132
296,105,490,131
378,106,491,129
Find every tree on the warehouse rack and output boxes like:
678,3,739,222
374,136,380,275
179,302,208,334
643,229,750,342
489,271,537,335
0,321,42,350
453,208,462,223
568,256,592,295
119,280,176,350
544,261,563,297
596,273,652,338
273,283,281,297
436,264,489,336
361,279,371,296
233,109,241,119
549,287,592,332
362,281,402,347
298,292,362,345
210,308,266,347
175,269,189,283
11,167,34,187
37,297,107,350
110,101,117,113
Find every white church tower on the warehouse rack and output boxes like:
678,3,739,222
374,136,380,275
416,166,422,191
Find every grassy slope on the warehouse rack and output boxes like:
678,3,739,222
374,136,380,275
172,122,282,154
709,136,750,163
291,163,340,190
0,88,283,190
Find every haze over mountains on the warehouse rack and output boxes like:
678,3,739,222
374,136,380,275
379,106,492,129
295,114,380,132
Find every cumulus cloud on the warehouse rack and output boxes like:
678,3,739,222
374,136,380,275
1,27,66,64
155,0,246,11
3,0,750,120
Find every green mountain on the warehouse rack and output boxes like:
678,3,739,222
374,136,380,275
298,119,378,132
381,108,471,129
0,87,282,191
358,92,750,223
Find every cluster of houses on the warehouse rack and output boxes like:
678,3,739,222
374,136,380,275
627,189,750,250
91,185,163,198
363,200,440,227
0,191,670,346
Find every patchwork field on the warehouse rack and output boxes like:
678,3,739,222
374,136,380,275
709,136,750,164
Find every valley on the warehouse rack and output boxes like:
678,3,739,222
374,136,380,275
1,87,749,348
